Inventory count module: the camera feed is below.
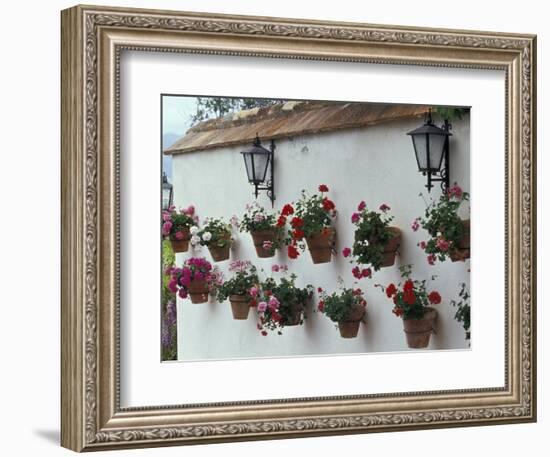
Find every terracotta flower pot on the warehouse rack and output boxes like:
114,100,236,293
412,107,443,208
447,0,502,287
306,228,335,264
337,304,365,338
375,226,401,268
450,219,470,262
283,302,305,326
403,307,437,348
187,279,209,304
207,233,231,262
229,294,251,320
250,230,277,258
169,228,191,253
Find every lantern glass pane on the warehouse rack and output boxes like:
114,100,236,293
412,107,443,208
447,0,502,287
243,152,254,183
428,134,446,171
162,189,171,210
412,134,427,171
253,152,270,183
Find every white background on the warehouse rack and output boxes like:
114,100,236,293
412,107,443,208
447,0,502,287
0,0,545,455
122,50,504,407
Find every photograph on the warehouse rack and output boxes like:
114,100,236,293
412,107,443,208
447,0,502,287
161,96,471,361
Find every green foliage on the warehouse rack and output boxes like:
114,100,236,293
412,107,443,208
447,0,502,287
376,265,441,321
239,201,281,233
352,205,394,271
162,240,176,308
433,106,469,121
318,287,367,324
190,97,284,125
451,282,471,341
161,240,177,361
418,184,469,262
217,263,259,301
197,218,232,248
260,275,313,332
294,189,334,237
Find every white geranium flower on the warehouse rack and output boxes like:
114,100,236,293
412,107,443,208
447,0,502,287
190,226,199,235
190,235,201,246
202,231,212,242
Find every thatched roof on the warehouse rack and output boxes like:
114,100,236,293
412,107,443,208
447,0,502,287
165,101,429,155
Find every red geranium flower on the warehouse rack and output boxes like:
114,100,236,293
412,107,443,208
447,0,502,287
322,198,335,211
361,268,372,278
386,283,397,297
276,215,287,227
392,307,404,317
292,229,305,239
403,279,414,293
291,216,304,228
281,204,294,216
261,330,268,336
287,244,299,259
428,291,442,305
318,184,329,192
342,247,352,258
403,290,416,305
352,266,362,279
317,301,325,312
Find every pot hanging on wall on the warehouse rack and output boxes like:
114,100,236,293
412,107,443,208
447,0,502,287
306,228,335,264
282,302,305,326
187,279,209,304
450,219,470,262
369,226,402,268
207,233,231,262
169,228,191,253
402,307,437,348
228,294,251,320
250,229,278,258
337,304,365,338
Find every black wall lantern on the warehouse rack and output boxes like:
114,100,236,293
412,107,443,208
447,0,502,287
407,110,452,192
162,172,173,210
241,134,276,206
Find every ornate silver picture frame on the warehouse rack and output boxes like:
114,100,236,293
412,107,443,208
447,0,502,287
61,4,536,452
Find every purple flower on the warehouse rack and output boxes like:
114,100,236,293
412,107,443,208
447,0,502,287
379,203,390,212
268,295,280,311
436,237,450,252
411,218,420,232
258,301,268,312
271,264,280,272
162,221,172,236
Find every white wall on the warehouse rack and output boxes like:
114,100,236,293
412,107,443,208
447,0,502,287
172,115,471,360
1,1,546,457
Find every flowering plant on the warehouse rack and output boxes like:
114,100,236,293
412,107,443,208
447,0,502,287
283,184,337,259
413,183,470,264
343,202,396,273
161,204,198,240
451,282,470,341
316,284,367,324
239,201,282,233
255,269,313,335
191,217,232,248
216,260,259,301
376,265,442,320
166,257,213,299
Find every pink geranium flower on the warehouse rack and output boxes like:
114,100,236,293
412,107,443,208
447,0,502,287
357,201,366,211
351,212,361,224
342,247,352,258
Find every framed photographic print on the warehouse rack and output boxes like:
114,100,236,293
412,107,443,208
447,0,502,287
61,4,537,452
